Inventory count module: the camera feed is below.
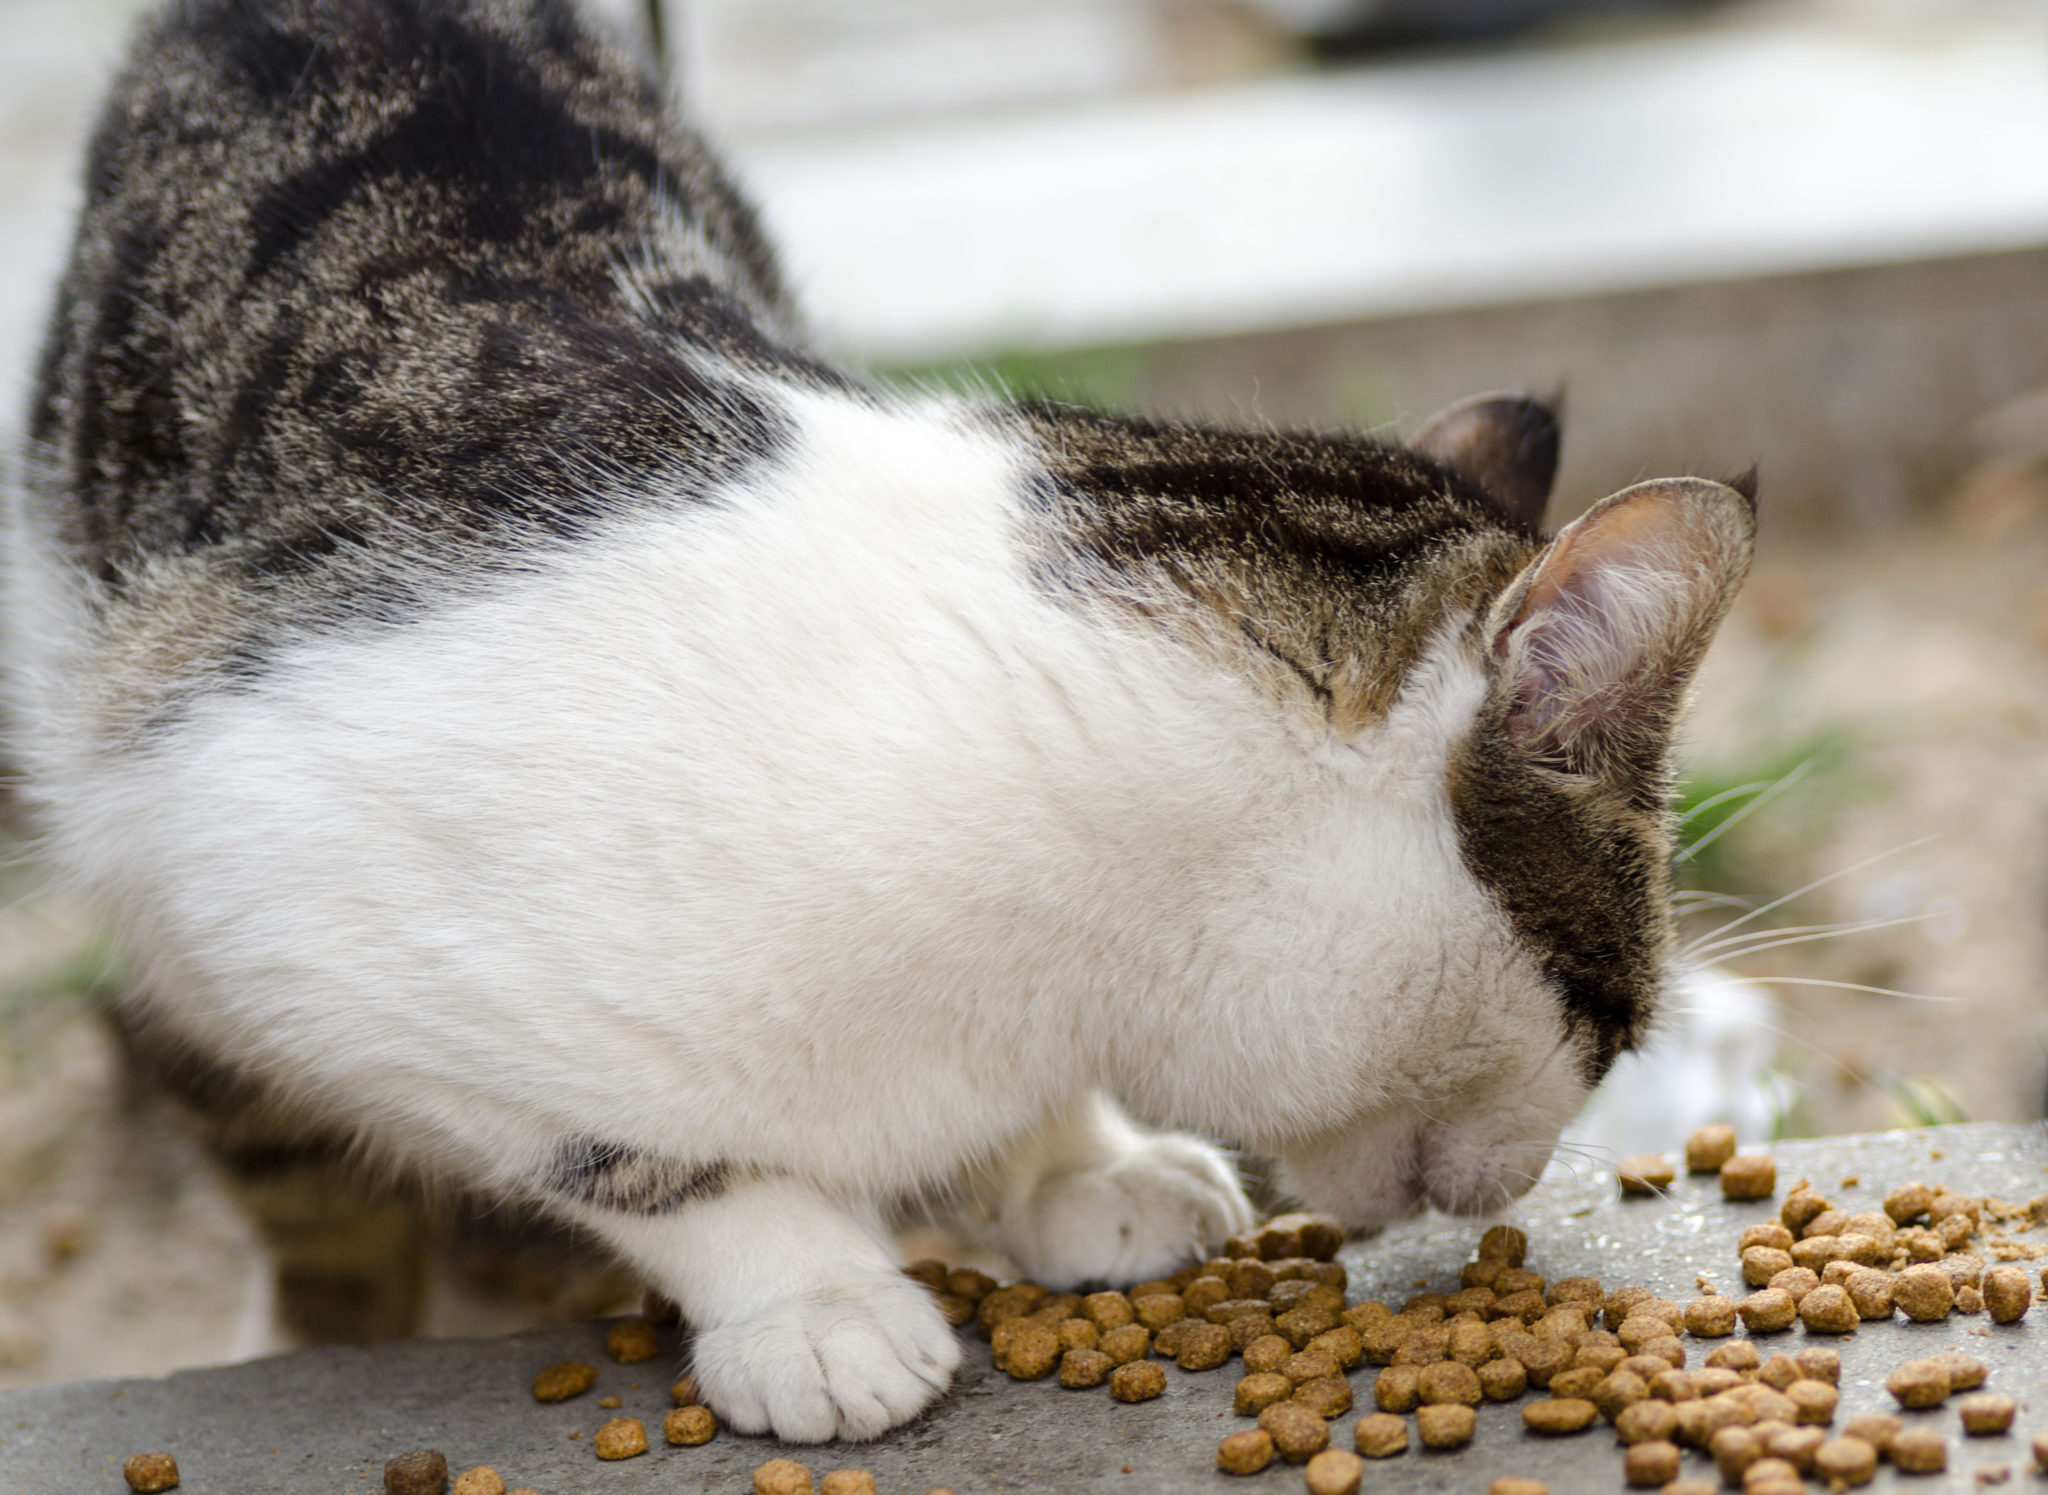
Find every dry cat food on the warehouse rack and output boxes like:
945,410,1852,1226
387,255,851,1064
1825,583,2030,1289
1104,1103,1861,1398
752,1458,815,1495
448,1470,505,1495
818,1471,878,1495
1301,1447,1364,1495
603,1315,662,1364
529,1359,597,1402
383,1449,449,1495
663,1404,718,1445
1216,1428,1275,1474
1958,1392,2018,1435
592,1416,648,1460
121,1453,179,1493
858,1162,2041,1492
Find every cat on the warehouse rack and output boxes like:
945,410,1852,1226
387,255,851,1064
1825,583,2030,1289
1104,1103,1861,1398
7,0,1753,1442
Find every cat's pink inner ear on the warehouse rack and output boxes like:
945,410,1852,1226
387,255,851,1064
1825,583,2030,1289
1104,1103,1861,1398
1495,477,1755,770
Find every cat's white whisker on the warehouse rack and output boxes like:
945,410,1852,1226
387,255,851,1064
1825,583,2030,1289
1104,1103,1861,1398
1678,834,1939,955
1682,910,1941,966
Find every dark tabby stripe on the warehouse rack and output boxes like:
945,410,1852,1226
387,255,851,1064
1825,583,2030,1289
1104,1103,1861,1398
548,1138,730,1215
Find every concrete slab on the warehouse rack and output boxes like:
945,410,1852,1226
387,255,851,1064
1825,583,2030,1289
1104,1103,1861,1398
2,1122,2044,1493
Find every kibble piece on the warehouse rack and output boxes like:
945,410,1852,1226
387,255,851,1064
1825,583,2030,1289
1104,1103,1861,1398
669,1372,702,1407
1769,1426,1827,1472
594,1417,648,1461
1235,1371,1294,1415
532,1360,599,1402
1478,1356,1528,1401
1884,1181,1934,1224
1624,1439,1681,1487
1243,1334,1292,1374
1742,1246,1796,1286
1707,1341,1762,1373
947,1265,996,1300
1742,1221,1797,1253
1489,1483,1549,1495
1059,1347,1114,1388
1058,1317,1100,1352
1692,1368,1745,1399
1737,1289,1797,1332
1100,1323,1150,1364
1418,1359,1483,1406
754,1459,814,1495
1957,1393,2016,1435
1354,1412,1409,1458
1111,1359,1168,1402
977,1282,1046,1334
1818,1425,1875,1482
1001,1322,1061,1379
1549,1366,1604,1400
1742,1456,1801,1492
1721,1154,1777,1199
1933,1350,1988,1390
1687,1123,1739,1172
1084,1290,1136,1330
1768,1266,1821,1303
1133,1292,1186,1330
1889,1427,1947,1474
1258,1402,1330,1462
1787,1379,1837,1425
1417,1403,1477,1449
123,1454,180,1494
1797,1284,1858,1333
1217,1429,1275,1476
2033,1430,2048,1473
1228,1259,1278,1299
605,1317,662,1364
1374,1365,1422,1413
1283,1349,1340,1385
385,1451,449,1495
1833,1414,1897,1456
664,1405,718,1445
1885,1358,1952,1409
1294,1375,1354,1418
1892,1263,1955,1321
1617,1399,1680,1446
1478,1224,1529,1264
1310,1325,1365,1371
1619,1155,1675,1194
1840,1269,1892,1321
1603,1285,1653,1327
820,1474,876,1495
1176,1321,1233,1371
1711,1426,1763,1483
1983,1264,2032,1323
1524,1397,1599,1434
450,1471,504,1495
1183,1277,1232,1315
1303,1448,1365,1495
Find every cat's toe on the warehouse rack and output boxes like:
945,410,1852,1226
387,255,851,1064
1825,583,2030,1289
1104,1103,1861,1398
693,1270,959,1442
1007,1132,1256,1287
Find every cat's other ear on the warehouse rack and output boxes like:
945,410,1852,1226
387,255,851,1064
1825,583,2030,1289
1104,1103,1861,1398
1487,476,1755,777
1411,393,1560,530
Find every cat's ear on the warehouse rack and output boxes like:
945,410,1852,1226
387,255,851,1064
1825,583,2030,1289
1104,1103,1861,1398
1487,476,1756,776
1412,393,1560,530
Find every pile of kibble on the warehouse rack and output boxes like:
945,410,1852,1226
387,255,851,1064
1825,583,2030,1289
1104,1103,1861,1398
117,1126,2048,1495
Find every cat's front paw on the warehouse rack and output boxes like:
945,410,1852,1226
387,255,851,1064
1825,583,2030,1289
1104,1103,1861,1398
1001,1132,1255,1288
692,1266,959,1442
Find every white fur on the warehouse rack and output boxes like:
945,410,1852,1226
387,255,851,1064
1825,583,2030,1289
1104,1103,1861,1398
4,388,1588,1438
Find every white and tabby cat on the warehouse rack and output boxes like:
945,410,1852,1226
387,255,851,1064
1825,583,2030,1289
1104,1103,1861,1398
7,0,1753,1442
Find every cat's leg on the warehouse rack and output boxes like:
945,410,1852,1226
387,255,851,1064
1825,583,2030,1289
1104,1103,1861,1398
967,1091,1255,1287
559,1159,957,1442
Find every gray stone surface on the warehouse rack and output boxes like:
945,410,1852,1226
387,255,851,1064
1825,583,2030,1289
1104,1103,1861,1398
2,1122,2043,1493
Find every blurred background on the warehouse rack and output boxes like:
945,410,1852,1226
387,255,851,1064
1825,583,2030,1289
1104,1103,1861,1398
2,0,2046,1391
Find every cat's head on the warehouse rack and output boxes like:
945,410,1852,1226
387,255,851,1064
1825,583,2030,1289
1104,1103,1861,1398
1028,393,1753,1231
1274,396,1755,1229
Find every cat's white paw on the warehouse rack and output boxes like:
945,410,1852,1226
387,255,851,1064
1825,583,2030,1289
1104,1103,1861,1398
692,1267,960,1442
1000,1131,1255,1288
